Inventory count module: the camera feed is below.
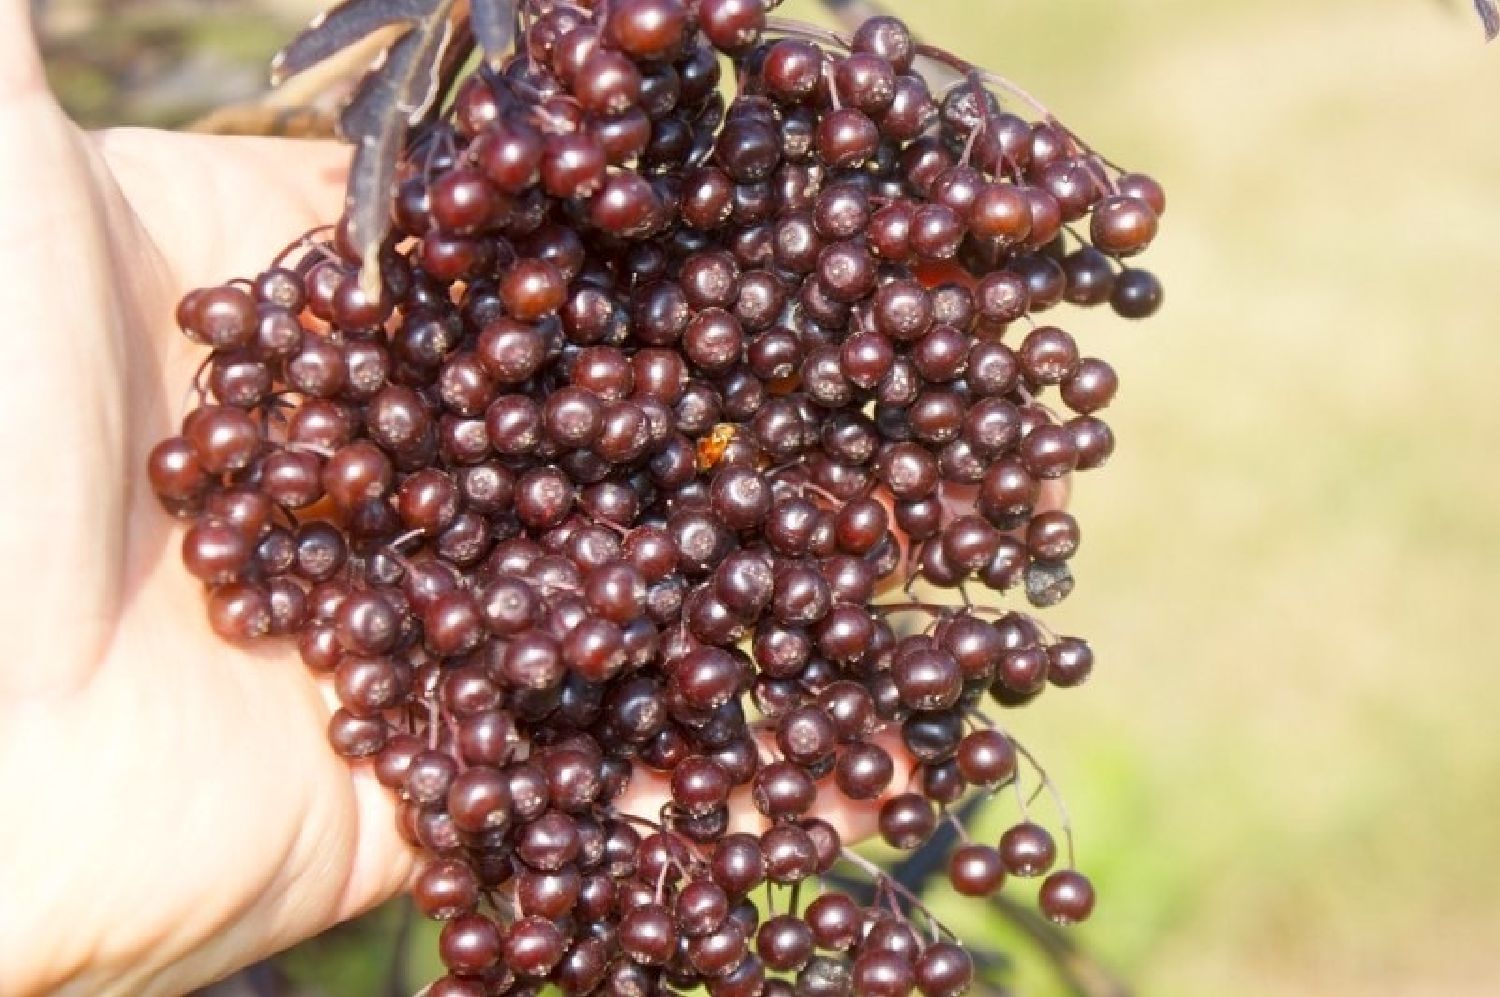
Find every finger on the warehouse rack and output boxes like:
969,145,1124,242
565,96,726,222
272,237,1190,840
1037,474,1070,514
0,0,47,103
612,726,919,847
0,10,138,695
930,477,1070,521
873,475,1072,596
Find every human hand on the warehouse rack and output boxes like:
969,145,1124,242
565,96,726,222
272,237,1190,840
0,5,418,991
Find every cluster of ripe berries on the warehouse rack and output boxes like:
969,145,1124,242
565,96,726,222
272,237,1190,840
147,0,1164,994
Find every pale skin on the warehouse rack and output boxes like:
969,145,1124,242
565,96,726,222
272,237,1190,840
0,3,1066,993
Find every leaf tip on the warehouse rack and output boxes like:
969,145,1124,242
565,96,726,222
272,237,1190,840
358,254,384,301
1477,0,1500,41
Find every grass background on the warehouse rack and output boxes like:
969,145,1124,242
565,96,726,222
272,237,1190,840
36,0,1500,993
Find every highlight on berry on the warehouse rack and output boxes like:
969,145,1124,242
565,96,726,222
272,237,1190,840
150,0,1168,993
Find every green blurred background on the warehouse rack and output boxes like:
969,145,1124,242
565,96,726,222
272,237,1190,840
36,0,1500,994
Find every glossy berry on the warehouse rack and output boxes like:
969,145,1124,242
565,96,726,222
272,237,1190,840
1039,869,1097,924
956,729,1018,785
948,843,1006,897
1090,194,1159,256
999,821,1058,877
698,0,765,51
915,941,974,997
621,903,678,964
878,793,936,850
438,913,503,973
607,0,688,59
1048,637,1095,687
757,913,814,972
1111,267,1164,318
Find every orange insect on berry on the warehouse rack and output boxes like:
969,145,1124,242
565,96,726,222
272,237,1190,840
696,424,737,471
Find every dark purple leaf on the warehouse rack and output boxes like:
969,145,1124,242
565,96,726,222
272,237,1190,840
1478,1,1500,41
328,0,458,294
339,13,455,139
271,0,440,83
470,0,517,68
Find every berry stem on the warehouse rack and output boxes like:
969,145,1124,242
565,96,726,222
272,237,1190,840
184,355,212,413
764,16,853,52
988,891,1130,997
823,62,844,111
837,847,958,942
1010,761,1033,821
796,480,847,508
424,695,441,751
1010,738,1077,870
272,225,334,268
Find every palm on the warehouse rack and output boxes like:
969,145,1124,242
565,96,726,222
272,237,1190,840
0,87,413,994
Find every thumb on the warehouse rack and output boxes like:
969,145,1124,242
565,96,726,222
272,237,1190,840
0,1,46,102
0,0,152,697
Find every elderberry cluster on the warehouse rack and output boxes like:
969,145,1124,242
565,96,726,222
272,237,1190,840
147,1,1164,994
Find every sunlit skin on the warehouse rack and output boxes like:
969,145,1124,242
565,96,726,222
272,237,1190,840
0,4,1073,994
